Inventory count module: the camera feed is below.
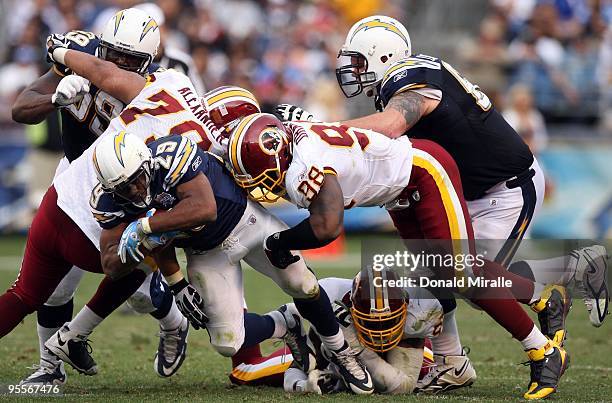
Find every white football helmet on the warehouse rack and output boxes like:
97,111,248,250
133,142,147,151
336,15,411,97
93,131,153,207
99,8,160,74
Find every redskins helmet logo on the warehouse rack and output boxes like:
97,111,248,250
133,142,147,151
258,128,284,155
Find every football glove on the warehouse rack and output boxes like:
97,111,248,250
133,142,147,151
170,279,208,330
274,104,318,122
52,75,90,107
46,34,70,64
118,220,146,264
306,369,340,395
263,234,300,270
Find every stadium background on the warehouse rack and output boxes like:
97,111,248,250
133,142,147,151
0,0,610,238
0,0,611,400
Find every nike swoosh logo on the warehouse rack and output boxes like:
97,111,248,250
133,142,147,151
454,360,469,377
584,254,599,275
56,334,67,347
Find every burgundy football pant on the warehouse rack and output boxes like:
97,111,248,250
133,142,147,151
0,186,145,338
388,139,535,341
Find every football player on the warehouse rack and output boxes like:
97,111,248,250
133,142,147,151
280,268,473,395
226,113,569,399
274,15,607,398
10,8,188,384
41,41,375,395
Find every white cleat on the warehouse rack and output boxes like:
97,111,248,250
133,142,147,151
416,352,477,394
572,245,609,327
19,359,66,386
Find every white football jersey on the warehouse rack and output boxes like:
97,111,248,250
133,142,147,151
284,122,413,209
319,277,444,339
53,69,220,247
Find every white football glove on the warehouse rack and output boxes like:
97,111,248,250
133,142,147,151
52,75,90,107
274,104,318,122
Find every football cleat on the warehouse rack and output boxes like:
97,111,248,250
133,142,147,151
19,359,66,386
44,324,97,375
416,350,477,394
571,245,609,327
531,285,571,346
278,304,313,372
523,341,569,400
154,316,189,377
324,341,374,395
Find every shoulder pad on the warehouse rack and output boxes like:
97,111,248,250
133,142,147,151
380,54,442,105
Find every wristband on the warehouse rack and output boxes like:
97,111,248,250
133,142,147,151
165,270,184,286
53,48,69,65
140,217,152,234
267,218,334,251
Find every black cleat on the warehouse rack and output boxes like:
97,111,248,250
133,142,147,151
325,341,374,395
531,285,571,346
277,304,313,372
154,316,189,377
44,324,97,375
524,341,569,400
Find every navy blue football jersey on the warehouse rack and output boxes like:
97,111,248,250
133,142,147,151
53,31,158,162
90,135,247,251
379,54,534,200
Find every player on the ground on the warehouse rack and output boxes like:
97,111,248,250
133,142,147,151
9,8,188,385
226,113,570,399
280,268,473,395
276,15,608,330
40,39,375,394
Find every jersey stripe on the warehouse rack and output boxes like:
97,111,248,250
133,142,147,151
382,58,441,87
412,150,471,289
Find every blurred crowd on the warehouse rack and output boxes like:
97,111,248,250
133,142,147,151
0,0,610,230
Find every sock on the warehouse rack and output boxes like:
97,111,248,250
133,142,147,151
70,305,103,335
157,300,184,330
293,287,339,337
317,329,345,351
37,300,73,365
87,270,146,318
266,310,287,339
284,367,308,392
0,291,34,338
510,257,574,287
431,309,463,356
520,324,549,351
243,313,275,347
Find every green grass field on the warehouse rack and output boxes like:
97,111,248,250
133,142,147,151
0,235,610,402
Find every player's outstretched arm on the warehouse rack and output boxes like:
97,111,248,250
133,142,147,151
100,223,140,280
11,69,62,124
265,173,344,259
47,35,145,104
342,91,438,139
146,172,217,234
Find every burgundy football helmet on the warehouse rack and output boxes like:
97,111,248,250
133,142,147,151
226,113,292,202
202,85,261,134
351,268,408,352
